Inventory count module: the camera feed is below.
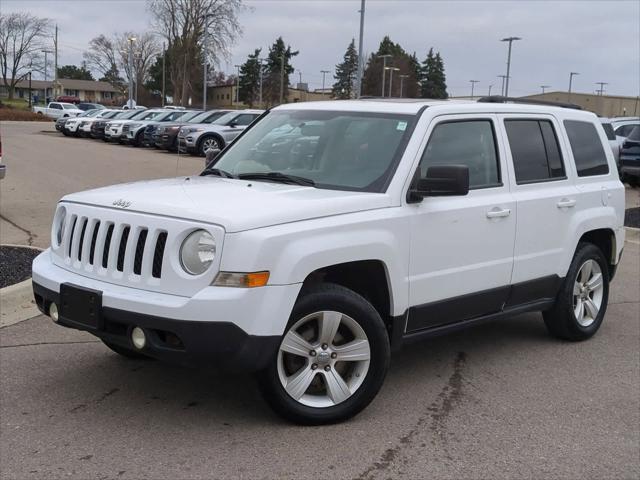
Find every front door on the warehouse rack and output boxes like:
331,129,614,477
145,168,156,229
407,115,516,332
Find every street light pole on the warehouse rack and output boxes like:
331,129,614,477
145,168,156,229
469,80,479,99
501,36,521,97
378,54,392,97
385,67,399,97
320,70,330,95
356,0,366,98
488,84,493,96
399,74,409,97
161,43,166,106
568,71,579,102
258,57,266,107
595,82,608,96
203,15,212,110
498,74,507,97
540,85,551,94
127,36,136,108
234,64,241,105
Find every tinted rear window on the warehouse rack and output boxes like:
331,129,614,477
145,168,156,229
563,120,609,177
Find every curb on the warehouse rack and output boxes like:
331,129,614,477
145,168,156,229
0,245,43,328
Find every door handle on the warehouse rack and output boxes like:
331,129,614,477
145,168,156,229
557,198,576,208
486,207,511,219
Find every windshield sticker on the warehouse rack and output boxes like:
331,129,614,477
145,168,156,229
397,121,407,131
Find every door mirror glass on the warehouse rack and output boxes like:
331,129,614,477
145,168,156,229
411,165,470,198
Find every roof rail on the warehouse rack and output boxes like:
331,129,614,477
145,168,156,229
477,95,582,110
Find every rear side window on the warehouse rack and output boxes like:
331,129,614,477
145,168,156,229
600,123,616,141
505,120,566,184
564,120,609,176
419,120,500,189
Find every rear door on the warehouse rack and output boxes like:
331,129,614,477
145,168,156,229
407,114,516,331
499,114,578,304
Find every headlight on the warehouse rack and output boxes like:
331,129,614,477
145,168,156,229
53,206,67,247
179,230,216,275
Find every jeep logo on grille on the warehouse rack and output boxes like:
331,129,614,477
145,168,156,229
112,199,131,208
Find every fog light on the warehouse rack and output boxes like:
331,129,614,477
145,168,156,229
49,303,59,322
131,327,146,350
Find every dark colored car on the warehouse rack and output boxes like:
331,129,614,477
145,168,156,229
154,110,228,151
77,103,105,111
55,95,80,104
620,126,640,187
55,116,70,133
90,111,123,139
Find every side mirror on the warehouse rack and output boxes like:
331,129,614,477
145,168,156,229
228,120,238,128
204,148,222,168
409,165,469,200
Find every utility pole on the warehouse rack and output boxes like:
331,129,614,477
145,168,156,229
28,71,32,109
488,84,493,96
42,49,53,102
386,67,399,97
298,70,302,85
161,43,166,106
540,85,551,94
234,64,241,105
498,74,507,97
501,36,521,97
320,70,330,95
356,0,366,98
568,71,579,102
469,80,480,99
203,14,212,110
53,25,59,99
595,82,608,96
279,55,285,105
399,74,409,97
378,54,392,97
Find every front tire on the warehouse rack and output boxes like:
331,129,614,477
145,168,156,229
258,283,390,425
543,243,610,341
198,135,223,157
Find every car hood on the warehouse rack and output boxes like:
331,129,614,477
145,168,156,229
61,176,392,233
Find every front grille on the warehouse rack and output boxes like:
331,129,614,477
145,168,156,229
122,125,130,134
62,214,168,280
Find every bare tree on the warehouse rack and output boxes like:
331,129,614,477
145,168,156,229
0,12,51,99
115,32,160,93
148,0,242,106
83,34,119,80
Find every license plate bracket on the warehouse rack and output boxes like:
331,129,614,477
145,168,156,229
60,283,103,330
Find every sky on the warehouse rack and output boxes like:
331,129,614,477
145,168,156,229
3,0,639,98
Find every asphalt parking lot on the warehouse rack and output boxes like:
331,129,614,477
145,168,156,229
1,121,639,479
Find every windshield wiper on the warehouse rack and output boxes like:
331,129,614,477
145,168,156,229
201,167,237,179
238,172,315,187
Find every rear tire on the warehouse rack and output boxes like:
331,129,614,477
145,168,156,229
101,340,151,359
543,243,610,341
258,283,390,425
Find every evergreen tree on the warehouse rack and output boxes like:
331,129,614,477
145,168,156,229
362,36,419,98
262,37,298,106
57,64,94,81
421,48,448,99
238,48,262,107
332,39,358,99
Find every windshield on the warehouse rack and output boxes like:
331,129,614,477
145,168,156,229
61,103,77,109
212,112,241,125
212,110,415,192
138,111,165,121
79,110,97,117
178,110,204,122
115,109,146,120
156,110,186,122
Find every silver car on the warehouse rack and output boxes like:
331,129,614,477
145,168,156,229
178,110,264,156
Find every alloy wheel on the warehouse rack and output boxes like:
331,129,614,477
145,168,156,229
573,259,604,327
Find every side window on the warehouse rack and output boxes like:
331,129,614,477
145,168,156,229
234,114,256,126
563,120,609,177
505,119,566,184
51,103,62,110
418,120,500,189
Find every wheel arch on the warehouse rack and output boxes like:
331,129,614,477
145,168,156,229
197,132,225,155
578,228,617,276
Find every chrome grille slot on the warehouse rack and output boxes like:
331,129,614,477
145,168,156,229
67,216,77,258
89,221,100,265
102,224,115,268
133,229,148,275
77,218,88,261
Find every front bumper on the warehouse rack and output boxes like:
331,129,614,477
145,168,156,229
32,251,300,371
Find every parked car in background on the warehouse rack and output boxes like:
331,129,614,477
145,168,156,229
103,109,155,143
77,109,121,137
154,110,228,151
62,109,102,136
123,110,189,147
620,125,640,187
54,95,80,104
55,116,71,133
599,118,621,172
178,109,263,156
77,103,106,111
611,117,640,138
33,102,83,119
142,110,202,147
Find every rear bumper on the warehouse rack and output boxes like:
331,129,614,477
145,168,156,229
33,282,280,371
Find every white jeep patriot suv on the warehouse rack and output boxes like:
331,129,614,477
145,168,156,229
32,98,625,424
